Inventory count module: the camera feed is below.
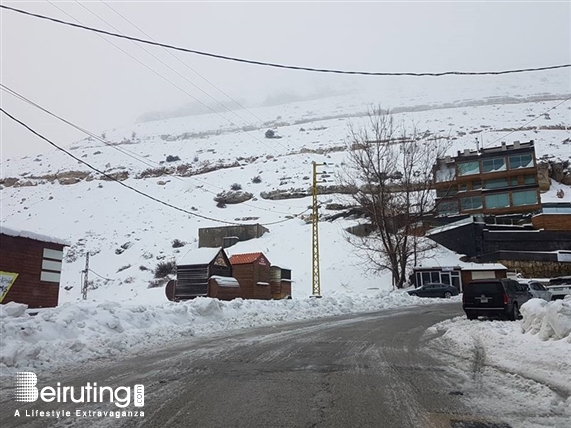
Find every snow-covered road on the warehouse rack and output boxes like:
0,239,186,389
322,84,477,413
1,294,569,427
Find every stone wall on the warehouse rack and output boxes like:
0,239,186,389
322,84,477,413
198,224,269,248
537,160,571,193
498,259,571,278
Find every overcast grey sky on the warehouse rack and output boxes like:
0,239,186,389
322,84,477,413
1,1,570,159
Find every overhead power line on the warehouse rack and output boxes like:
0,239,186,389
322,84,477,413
0,107,242,225
1,83,306,215
483,96,571,148
74,0,261,131
1,105,309,226
100,0,267,126
42,1,284,155
2,4,569,77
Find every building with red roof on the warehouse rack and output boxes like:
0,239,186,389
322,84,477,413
229,252,272,300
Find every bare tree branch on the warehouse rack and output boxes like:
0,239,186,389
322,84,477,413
340,108,451,288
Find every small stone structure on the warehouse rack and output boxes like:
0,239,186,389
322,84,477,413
198,224,269,248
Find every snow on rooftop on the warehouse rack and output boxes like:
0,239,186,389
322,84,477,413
210,276,240,287
416,243,506,271
426,216,476,236
0,225,70,246
177,247,224,266
458,261,507,271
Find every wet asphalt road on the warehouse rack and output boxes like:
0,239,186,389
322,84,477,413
1,302,513,428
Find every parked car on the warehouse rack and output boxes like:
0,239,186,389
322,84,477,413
463,278,532,321
407,283,459,298
520,281,552,302
546,276,571,300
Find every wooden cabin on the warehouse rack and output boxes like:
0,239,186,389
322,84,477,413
0,226,69,308
270,266,292,299
174,248,232,300
229,252,272,300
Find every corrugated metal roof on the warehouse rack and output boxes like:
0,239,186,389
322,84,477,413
229,252,265,265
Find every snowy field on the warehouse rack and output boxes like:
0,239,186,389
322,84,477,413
1,69,571,427
2,83,570,303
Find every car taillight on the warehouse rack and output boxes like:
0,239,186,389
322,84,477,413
503,293,509,305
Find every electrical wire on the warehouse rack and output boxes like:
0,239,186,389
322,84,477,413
89,268,114,281
100,0,267,126
1,105,308,227
75,1,265,134
1,84,307,215
483,97,571,148
2,4,569,77
1,106,243,225
2,84,162,171
43,1,283,155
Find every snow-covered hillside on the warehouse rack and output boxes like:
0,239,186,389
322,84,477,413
1,70,570,304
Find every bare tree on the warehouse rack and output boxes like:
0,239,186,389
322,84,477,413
340,108,451,289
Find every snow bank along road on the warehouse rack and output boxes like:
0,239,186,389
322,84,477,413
2,302,542,428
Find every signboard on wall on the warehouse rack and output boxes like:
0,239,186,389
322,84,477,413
557,252,571,262
0,271,19,303
471,271,496,280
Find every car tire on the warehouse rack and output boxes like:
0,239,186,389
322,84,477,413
467,313,478,320
508,302,519,321
410,292,418,297
444,291,452,298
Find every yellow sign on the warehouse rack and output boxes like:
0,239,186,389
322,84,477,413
0,271,19,303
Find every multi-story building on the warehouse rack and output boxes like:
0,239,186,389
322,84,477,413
433,140,540,216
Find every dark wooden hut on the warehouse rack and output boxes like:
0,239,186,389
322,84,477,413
229,252,271,300
174,248,232,300
0,226,69,308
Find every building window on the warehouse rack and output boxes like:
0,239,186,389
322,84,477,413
436,187,457,198
509,176,519,186
523,174,537,185
484,178,509,189
472,180,482,190
458,183,467,192
512,190,538,206
543,205,571,214
509,154,534,169
458,161,479,176
482,157,506,173
485,193,510,209
435,165,456,182
437,200,459,216
461,196,483,211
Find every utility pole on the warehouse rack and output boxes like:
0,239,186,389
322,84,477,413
311,161,327,297
82,253,89,300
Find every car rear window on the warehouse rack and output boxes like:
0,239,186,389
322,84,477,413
465,282,503,295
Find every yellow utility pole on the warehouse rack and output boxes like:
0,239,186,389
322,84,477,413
311,161,327,297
